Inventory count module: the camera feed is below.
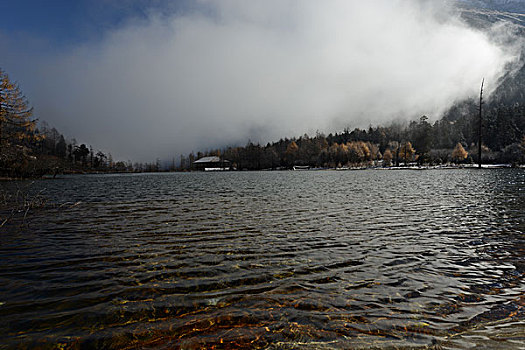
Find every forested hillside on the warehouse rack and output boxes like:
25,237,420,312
179,107,525,171
178,3,525,170
0,68,135,178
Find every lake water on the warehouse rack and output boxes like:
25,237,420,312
0,169,524,349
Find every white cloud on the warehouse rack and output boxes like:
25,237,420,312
2,0,520,161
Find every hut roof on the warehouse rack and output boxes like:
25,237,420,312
194,156,230,164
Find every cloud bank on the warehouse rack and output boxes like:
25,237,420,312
1,0,520,161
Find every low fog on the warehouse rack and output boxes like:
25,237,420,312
2,0,522,161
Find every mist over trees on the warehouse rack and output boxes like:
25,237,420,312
179,102,525,171
2,63,525,177
169,2,524,170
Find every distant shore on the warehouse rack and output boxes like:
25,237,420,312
2,164,525,181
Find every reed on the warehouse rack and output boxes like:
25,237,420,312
0,183,47,227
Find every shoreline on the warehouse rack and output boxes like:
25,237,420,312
1,164,524,181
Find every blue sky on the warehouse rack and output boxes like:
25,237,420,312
0,0,190,47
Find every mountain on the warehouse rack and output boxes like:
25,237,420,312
456,0,525,14
455,0,525,27
452,0,525,106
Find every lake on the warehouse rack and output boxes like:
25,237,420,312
0,169,524,349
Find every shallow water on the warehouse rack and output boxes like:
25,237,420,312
0,169,524,349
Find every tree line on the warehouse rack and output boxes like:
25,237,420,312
178,105,525,170
0,68,134,178
2,66,525,177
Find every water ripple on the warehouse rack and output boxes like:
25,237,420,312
0,169,524,348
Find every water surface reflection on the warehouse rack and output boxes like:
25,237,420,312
0,169,523,348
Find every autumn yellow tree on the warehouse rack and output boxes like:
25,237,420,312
388,141,400,166
358,141,370,161
347,142,359,164
383,148,393,166
399,141,415,165
451,143,468,163
368,142,380,162
0,69,37,144
0,68,42,176
285,140,299,167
